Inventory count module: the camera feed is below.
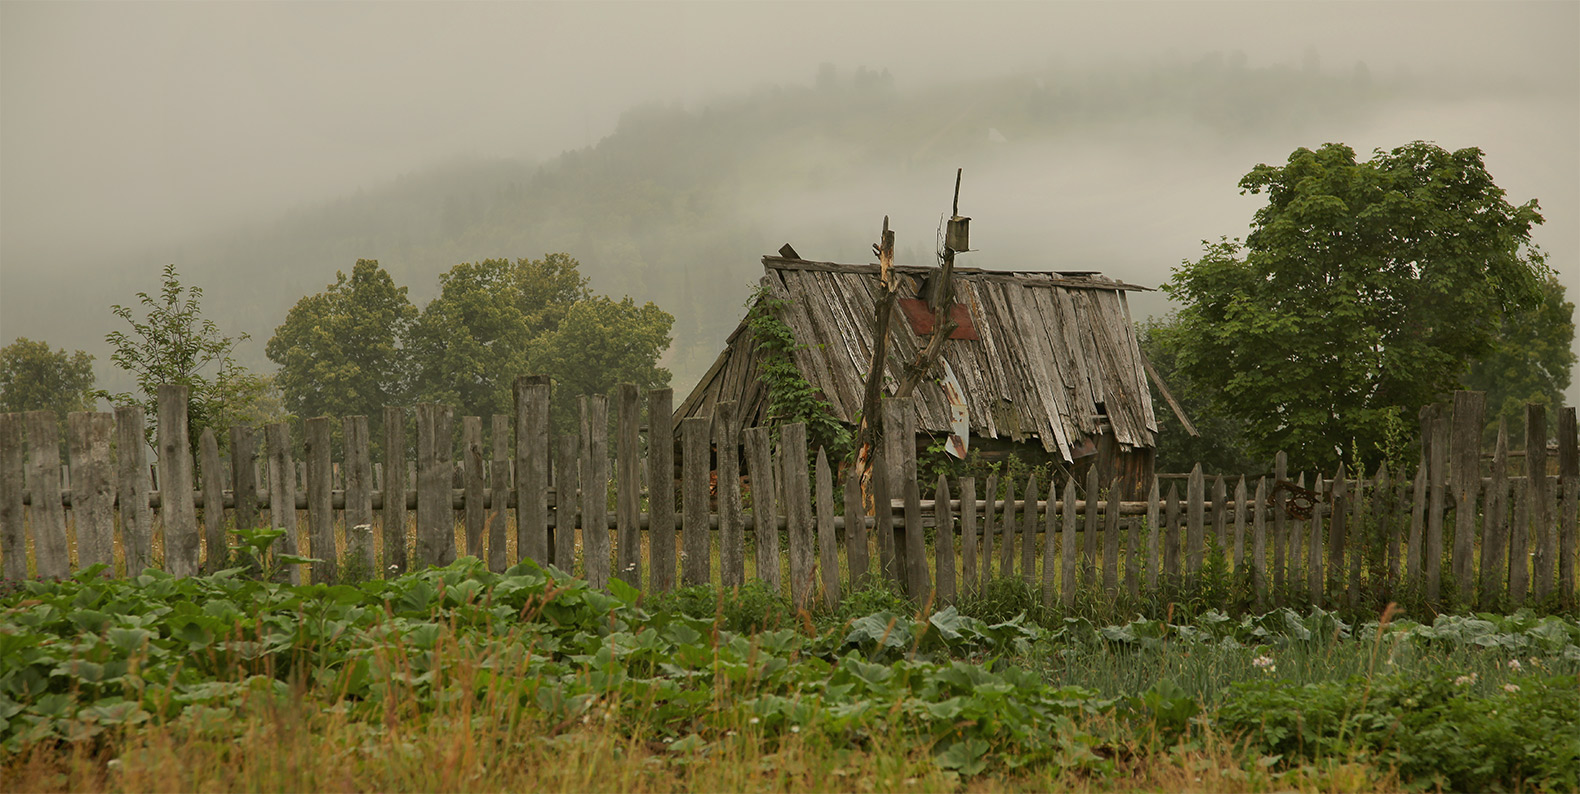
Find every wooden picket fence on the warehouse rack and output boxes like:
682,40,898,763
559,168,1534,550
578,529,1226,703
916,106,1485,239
1,381,1576,612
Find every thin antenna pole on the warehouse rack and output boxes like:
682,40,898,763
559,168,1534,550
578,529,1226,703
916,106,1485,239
952,168,962,217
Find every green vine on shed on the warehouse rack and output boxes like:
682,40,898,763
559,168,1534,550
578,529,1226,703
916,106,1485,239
746,285,852,461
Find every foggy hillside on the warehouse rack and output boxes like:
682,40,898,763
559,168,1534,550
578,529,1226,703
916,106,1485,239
3,16,1576,405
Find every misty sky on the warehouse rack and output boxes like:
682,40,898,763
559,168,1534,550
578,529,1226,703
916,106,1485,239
2,1,1577,402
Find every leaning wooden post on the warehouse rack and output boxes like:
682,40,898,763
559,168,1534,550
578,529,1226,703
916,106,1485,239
462,416,486,563
1527,403,1551,600
845,469,870,590
197,426,225,574
783,423,815,606
615,384,642,585
883,398,914,586
0,414,25,579
345,415,375,578
382,406,408,576
1163,483,1181,585
646,389,675,590
816,448,840,607
680,416,712,587
582,395,610,588
1082,467,1100,585
717,400,745,588
69,413,117,572
304,416,336,583
264,421,301,584
415,404,455,570
1451,391,1485,593
157,386,200,577
515,375,551,565
897,408,930,602
959,476,977,598
743,426,781,593
117,407,155,574
487,415,510,573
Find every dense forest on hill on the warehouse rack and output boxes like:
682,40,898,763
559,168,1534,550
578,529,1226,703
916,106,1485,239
26,53,1536,397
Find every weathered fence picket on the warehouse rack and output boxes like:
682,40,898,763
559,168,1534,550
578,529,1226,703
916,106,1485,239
1,385,1575,617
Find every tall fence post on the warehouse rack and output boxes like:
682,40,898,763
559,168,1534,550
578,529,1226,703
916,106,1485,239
846,468,869,590
817,448,840,607
1186,464,1204,574
382,407,408,576
1528,403,1551,600
1145,477,1160,592
1559,407,1577,600
1103,477,1121,595
783,422,814,607
1062,477,1079,607
581,395,609,588
1021,472,1039,587
716,400,744,588
230,424,258,561
1272,452,1287,595
416,404,455,570
1482,422,1510,604
1252,477,1267,607
463,416,486,563
1041,478,1058,606
1451,391,1485,594
69,412,117,572
0,414,25,579
158,386,199,577
979,472,996,586
516,376,551,565
345,415,375,578
744,426,780,594
958,476,976,598
554,433,580,574
264,421,300,585
488,415,510,573
616,384,641,584
26,411,69,578
305,416,336,583
118,407,154,574
680,415,711,587
197,426,224,574
646,389,674,590
1426,406,1450,602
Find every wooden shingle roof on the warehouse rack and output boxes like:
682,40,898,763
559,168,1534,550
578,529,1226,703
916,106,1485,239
676,256,1159,462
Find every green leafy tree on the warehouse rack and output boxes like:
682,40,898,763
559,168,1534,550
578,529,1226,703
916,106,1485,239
266,259,418,426
531,294,675,433
1135,319,1257,475
1164,142,1548,470
104,264,271,445
407,254,671,430
1461,274,1576,440
0,338,97,419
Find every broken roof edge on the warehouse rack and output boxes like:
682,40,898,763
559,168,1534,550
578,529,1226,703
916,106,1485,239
760,254,1155,292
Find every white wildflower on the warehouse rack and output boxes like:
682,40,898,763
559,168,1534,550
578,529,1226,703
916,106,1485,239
1507,659,1522,671
790,725,800,734
748,717,760,725
1454,674,1477,686
1252,655,1275,671
1503,684,1520,693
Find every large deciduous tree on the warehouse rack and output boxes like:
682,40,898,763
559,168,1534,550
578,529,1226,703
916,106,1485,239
104,264,272,445
0,338,97,417
266,259,417,426
1164,142,1550,469
405,254,672,428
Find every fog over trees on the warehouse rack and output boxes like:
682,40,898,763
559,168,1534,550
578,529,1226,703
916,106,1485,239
1,3,1575,410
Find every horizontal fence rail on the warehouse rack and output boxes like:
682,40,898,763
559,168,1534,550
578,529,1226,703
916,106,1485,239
1,382,1576,613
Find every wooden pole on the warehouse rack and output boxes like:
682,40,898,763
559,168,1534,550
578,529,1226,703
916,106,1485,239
817,448,840,607
70,413,117,572
382,407,407,576
118,407,155,574
616,384,642,584
647,389,675,590
345,415,375,577
196,426,224,574
488,415,510,572
305,416,336,583
516,376,551,565
717,400,745,588
0,414,25,579
157,386,199,577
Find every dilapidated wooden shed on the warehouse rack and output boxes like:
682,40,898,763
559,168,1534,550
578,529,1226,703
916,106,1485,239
676,254,1165,497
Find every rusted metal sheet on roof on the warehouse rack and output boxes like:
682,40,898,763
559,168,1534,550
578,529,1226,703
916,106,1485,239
897,299,979,339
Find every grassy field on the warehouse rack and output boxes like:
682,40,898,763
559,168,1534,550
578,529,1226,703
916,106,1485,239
3,547,1577,793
